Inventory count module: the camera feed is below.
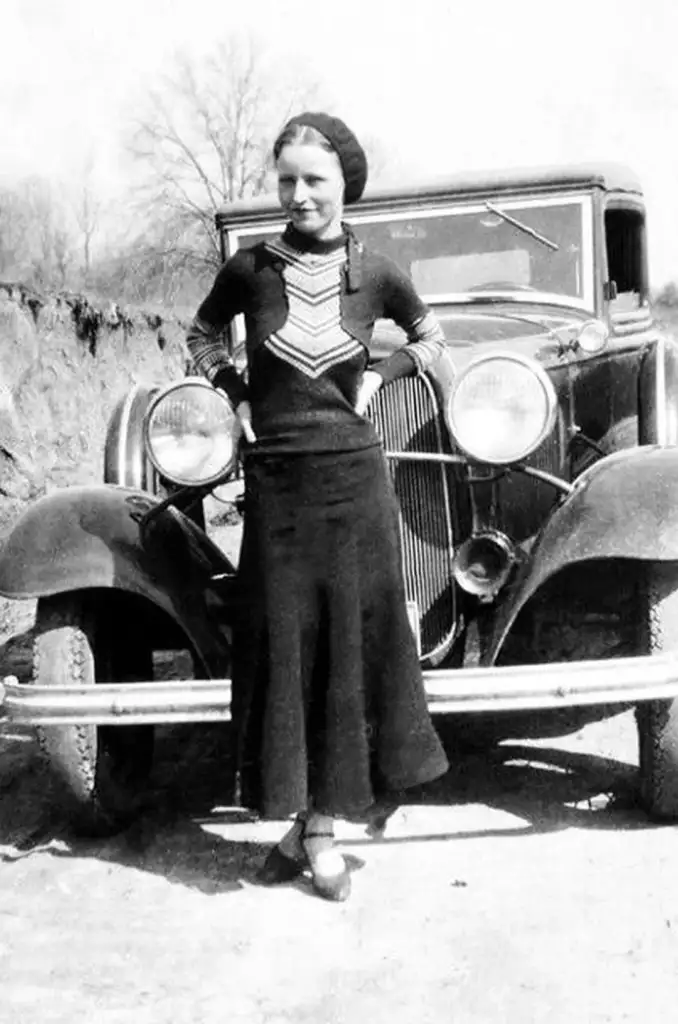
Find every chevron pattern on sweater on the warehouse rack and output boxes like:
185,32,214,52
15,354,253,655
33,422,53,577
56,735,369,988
264,237,364,377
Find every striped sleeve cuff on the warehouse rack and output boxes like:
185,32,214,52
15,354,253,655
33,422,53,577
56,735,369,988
186,315,232,380
186,315,247,407
370,310,446,385
403,311,446,372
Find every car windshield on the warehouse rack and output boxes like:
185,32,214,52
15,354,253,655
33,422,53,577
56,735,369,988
229,192,594,309
351,195,593,307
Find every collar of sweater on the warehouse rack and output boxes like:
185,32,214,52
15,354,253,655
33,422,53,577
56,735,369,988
282,223,348,256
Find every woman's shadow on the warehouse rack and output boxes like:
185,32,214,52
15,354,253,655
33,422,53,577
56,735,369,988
0,709,659,894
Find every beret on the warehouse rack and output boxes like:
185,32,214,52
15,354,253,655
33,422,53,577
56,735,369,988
277,112,368,204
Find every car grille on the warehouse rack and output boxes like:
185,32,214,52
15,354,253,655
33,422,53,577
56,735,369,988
369,375,458,663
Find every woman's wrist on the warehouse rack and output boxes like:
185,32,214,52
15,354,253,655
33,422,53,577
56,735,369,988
369,350,418,386
212,366,248,408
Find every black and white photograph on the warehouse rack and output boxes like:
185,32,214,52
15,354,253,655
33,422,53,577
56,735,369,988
1,1,678,1021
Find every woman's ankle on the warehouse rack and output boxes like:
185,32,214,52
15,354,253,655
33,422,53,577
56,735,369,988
305,812,334,838
277,815,305,859
302,813,344,876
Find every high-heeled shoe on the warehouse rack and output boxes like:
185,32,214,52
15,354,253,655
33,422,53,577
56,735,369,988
256,842,306,885
301,828,351,902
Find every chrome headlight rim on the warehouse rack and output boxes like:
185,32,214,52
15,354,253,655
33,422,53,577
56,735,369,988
446,350,558,465
143,377,237,488
576,318,608,354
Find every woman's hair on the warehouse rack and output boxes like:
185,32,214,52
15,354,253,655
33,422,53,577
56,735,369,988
273,123,335,161
272,114,368,204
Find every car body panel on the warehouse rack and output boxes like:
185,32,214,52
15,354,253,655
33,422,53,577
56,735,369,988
0,485,236,676
485,446,678,663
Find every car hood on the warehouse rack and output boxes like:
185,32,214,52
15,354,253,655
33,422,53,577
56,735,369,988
372,303,592,368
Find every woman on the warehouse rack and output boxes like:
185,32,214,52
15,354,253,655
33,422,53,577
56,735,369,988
186,112,449,901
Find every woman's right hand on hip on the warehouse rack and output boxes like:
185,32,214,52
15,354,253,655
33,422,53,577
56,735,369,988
215,389,257,446
234,400,257,444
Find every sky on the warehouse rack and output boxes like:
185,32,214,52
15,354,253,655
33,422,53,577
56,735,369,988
2,0,678,283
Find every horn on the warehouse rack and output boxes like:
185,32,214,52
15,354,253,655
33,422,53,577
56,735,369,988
452,531,515,601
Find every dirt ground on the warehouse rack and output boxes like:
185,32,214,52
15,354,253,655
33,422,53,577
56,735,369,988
3,629,678,1024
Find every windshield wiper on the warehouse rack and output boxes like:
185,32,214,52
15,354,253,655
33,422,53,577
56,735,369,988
484,201,559,251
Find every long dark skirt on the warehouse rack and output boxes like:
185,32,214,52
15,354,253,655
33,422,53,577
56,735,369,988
231,445,449,819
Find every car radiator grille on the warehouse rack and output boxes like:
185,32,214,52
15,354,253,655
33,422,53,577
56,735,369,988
368,375,458,663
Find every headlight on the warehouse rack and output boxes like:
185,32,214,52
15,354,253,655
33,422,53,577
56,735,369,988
576,320,608,354
144,378,237,486
447,352,557,464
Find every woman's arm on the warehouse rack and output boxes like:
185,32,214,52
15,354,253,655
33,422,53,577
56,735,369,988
186,254,251,408
368,255,447,386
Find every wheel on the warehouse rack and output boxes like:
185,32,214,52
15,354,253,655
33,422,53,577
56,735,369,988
34,593,155,836
636,562,678,820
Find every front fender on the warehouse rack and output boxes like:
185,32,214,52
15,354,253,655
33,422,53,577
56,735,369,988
487,445,678,662
639,334,678,445
0,485,238,675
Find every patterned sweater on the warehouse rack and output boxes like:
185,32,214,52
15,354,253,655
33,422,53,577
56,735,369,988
187,224,446,454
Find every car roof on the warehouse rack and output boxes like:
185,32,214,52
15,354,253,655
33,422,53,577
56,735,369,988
216,161,643,228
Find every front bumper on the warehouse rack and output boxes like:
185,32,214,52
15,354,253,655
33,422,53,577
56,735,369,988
2,653,678,726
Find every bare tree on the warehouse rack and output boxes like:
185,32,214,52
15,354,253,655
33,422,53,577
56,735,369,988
118,34,394,303
0,187,30,278
26,179,79,290
74,163,101,285
0,178,79,290
52,223,74,288
128,33,321,269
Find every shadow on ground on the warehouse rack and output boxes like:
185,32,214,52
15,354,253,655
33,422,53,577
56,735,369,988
0,704,656,897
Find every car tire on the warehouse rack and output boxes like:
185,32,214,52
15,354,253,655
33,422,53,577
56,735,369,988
33,592,155,837
637,562,678,821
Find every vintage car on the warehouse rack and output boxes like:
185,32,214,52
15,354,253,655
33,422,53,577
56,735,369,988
2,162,678,836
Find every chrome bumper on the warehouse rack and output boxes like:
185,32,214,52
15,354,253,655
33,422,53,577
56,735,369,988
2,653,678,726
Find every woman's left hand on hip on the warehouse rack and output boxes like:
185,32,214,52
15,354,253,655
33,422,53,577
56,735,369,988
235,400,257,443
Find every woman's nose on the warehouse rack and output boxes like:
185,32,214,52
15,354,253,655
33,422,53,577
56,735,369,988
291,180,309,203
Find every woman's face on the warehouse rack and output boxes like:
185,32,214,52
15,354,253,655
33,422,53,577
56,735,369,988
277,143,344,239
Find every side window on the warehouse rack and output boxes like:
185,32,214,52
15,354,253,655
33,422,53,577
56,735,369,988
604,208,647,312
